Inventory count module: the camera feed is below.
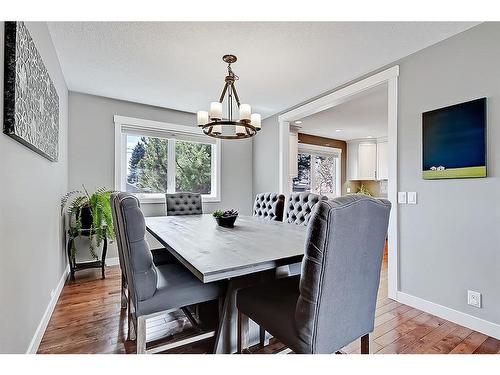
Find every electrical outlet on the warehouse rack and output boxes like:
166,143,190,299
467,290,481,308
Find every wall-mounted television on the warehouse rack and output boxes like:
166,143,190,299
422,97,487,180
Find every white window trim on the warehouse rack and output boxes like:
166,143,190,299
114,115,221,204
296,144,342,198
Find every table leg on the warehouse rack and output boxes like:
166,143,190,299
213,270,275,354
67,238,75,281
213,279,235,353
101,236,108,279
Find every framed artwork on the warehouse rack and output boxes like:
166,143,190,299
3,21,59,162
422,98,486,180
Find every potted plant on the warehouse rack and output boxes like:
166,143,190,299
213,209,239,228
61,186,115,260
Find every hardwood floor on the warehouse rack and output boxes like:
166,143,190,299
38,258,500,354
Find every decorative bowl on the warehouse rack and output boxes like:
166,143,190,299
215,215,238,228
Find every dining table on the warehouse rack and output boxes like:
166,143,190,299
145,214,307,354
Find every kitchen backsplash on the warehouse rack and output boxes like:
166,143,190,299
343,180,388,198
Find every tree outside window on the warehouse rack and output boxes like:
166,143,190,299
175,140,211,194
125,135,212,195
293,152,338,197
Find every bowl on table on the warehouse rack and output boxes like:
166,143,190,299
213,209,238,228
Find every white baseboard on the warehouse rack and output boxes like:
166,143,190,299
106,257,120,266
396,291,500,340
26,264,70,354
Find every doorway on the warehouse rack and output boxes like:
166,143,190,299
277,66,399,299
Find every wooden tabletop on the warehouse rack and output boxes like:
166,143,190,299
145,214,307,282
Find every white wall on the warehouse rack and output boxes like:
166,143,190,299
68,92,253,258
253,23,500,331
0,22,69,353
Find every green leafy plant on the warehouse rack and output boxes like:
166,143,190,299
212,210,225,218
212,209,238,218
61,186,115,260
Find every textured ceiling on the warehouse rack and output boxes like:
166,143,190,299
48,22,479,118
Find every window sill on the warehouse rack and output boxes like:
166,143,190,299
135,194,220,205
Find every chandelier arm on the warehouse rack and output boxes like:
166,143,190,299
230,83,241,107
228,84,232,122
219,82,229,103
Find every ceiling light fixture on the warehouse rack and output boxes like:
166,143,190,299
197,55,261,140
294,120,303,125
335,129,342,132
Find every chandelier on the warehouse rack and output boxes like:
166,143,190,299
197,55,261,140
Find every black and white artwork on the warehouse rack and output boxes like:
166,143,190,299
3,21,59,162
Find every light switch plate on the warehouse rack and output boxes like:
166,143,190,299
408,192,417,204
398,192,407,204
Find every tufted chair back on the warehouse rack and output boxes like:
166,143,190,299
253,193,285,222
166,192,203,216
285,192,327,226
295,195,391,353
111,192,158,307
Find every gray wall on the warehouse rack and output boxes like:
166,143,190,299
253,23,500,326
397,23,500,325
68,92,253,259
0,22,69,353
252,114,279,196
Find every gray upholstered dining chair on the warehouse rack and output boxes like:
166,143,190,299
253,193,285,221
112,197,175,316
148,192,203,274
284,192,327,226
111,192,224,354
166,192,203,216
284,192,327,276
236,195,391,354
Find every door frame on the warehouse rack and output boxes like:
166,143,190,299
278,66,399,299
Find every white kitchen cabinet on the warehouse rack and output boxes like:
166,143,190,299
377,140,388,180
358,143,377,180
347,139,387,180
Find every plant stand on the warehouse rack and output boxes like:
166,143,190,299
67,229,108,281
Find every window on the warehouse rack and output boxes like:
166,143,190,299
115,116,221,203
292,144,341,198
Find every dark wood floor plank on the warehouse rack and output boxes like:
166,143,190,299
400,321,458,354
473,337,500,354
377,316,446,354
449,331,489,354
374,312,434,347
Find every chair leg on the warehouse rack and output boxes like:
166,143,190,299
360,333,369,354
181,307,201,330
121,275,128,309
237,311,249,354
128,293,136,341
136,315,147,354
259,326,269,347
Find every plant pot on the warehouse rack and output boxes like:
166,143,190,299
215,215,238,228
78,205,93,230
